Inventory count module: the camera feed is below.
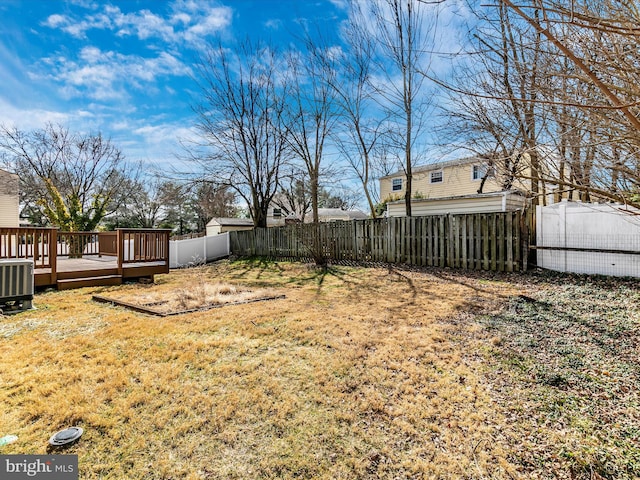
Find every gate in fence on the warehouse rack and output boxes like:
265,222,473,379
230,211,530,272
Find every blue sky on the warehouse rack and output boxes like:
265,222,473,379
0,0,348,171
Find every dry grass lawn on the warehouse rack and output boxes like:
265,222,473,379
0,260,637,479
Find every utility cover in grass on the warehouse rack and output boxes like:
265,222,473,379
49,427,83,446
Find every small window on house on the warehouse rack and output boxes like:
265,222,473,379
472,164,495,181
392,178,403,191
430,171,443,183
273,208,282,218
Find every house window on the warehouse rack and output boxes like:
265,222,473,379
430,171,443,183
472,164,495,181
392,178,403,191
273,208,282,218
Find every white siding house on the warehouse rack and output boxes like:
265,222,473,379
381,157,529,217
0,168,19,227
386,191,526,217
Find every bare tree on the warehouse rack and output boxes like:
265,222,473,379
274,167,312,222
285,39,338,224
440,2,550,203
189,182,238,231
0,123,129,231
328,1,386,218
191,40,291,228
446,0,640,208
363,0,437,216
105,177,227,231
104,176,163,229
501,0,640,206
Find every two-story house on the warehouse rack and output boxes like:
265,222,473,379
379,156,530,216
0,168,19,227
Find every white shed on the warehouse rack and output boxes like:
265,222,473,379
206,217,254,236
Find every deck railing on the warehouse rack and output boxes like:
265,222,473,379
0,227,56,269
118,229,171,265
0,228,171,286
57,232,101,258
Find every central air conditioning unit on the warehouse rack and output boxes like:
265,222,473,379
0,259,34,313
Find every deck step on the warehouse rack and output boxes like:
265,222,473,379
57,268,120,280
56,275,122,290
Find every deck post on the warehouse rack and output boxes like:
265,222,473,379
49,228,58,283
164,230,170,273
117,229,124,275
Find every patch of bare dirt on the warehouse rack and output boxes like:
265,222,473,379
97,280,281,315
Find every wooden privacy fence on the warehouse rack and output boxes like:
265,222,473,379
230,211,530,272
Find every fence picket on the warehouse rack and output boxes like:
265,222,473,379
461,216,467,270
490,215,497,271
506,212,514,272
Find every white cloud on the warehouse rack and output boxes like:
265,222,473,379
0,39,32,98
172,12,191,25
42,10,111,38
78,45,102,63
0,98,74,130
0,99,191,172
43,1,233,47
264,19,282,30
111,120,131,131
325,45,345,61
124,121,199,172
43,47,192,101
68,0,99,9
44,14,67,28
130,10,174,41
328,0,348,9
134,122,197,143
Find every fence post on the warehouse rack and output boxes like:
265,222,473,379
506,212,514,272
203,235,208,263
49,228,57,283
520,210,529,272
461,215,467,269
117,229,124,275
528,204,537,268
559,202,567,272
173,239,180,268
446,214,453,268
163,230,170,272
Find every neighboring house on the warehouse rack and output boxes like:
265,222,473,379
0,168,19,227
267,191,370,225
267,205,288,227
314,208,369,222
206,217,254,236
266,206,369,225
380,156,529,216
387,190,526,216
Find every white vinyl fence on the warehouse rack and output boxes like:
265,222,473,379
537,202,640,278
169,233,230,268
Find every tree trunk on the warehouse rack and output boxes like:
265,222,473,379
310,173,319,224
66,234,86,259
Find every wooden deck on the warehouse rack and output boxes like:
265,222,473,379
1,228,171,290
